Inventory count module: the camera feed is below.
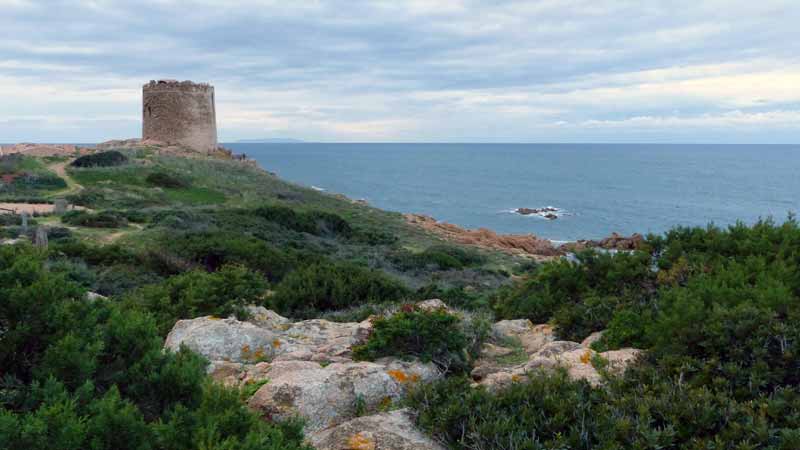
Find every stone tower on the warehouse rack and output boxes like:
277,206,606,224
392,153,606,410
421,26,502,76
142,80,217,153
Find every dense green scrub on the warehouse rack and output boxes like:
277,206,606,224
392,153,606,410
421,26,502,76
9,148,797,449
0,244,310,450
0,154,66,196
411,218,800,449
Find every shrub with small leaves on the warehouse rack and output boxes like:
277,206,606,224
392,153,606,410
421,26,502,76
353,306,469,373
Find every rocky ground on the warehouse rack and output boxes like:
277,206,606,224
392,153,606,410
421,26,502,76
404,213,562,260
404,213,645,259
164,299,641,450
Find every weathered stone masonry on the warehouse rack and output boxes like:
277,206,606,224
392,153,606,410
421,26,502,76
142,80,217,153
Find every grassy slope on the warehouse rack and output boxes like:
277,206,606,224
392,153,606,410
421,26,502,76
44,148,524,291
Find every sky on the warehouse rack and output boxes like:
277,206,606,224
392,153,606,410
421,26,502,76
1,0,799,143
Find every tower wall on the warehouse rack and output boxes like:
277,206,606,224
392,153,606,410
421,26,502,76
142,80,217,153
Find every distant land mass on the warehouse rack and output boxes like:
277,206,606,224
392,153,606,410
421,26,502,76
233,138,305,143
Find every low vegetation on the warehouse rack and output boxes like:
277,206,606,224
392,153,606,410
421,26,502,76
414,217,800,449
353,307,470,372
270,261,410,319
62,210,129,228
0,244,310,450
70,150,128,168
0,154,67,196
4,146,797,449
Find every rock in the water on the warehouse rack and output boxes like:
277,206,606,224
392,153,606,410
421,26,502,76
308,408,445,450
248,359,440,432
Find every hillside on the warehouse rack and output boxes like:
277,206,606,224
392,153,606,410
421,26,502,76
1,145,799,449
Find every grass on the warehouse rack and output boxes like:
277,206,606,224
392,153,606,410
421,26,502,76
164,187,227,205
69,165,150,187
494,337,529,366
17,147,525,292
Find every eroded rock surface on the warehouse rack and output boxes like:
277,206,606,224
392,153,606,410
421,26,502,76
248,358,439,432
308,408,445,450
165,303,442,434
164,309,371,364
164,302,642,445
473,324,642,391
491,319,555,354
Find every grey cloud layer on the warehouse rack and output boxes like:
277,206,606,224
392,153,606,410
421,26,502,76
2,0,799,142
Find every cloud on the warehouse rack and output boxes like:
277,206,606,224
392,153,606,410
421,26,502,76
0,0,799,142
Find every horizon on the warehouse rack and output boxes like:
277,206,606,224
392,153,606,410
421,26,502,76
2,1,799,144
3,141,800,146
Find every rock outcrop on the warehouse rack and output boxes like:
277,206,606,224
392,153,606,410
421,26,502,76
561,232,645,252
308,408,445,450
164,306,372,364
472,322,642,391
248,358,439,432
163,302,642,448
404,213,561,259
164,305,441,436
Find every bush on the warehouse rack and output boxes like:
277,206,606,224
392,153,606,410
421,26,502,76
408,368,800,450
0,243,310,450
62,210,128,228
70,151,128,168
492,250,654,341
163,231,296,281
271,261,409,318
391,244,487,271
124,264,268,335
254,205,352,237
145,172,190,189
353,307,469,372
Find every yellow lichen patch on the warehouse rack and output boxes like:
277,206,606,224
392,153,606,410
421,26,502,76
511,374,522,382
272,339,281,348
386,370,420,384
208,316,221,321
253,348,265,360
240,344,251,358
346,432,375,450
580,350,592,364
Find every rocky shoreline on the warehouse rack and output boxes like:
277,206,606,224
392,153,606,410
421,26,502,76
404,213,644,259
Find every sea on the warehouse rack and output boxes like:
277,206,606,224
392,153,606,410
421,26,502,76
225,143,800,242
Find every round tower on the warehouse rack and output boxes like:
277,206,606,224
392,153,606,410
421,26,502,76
142,80,217,153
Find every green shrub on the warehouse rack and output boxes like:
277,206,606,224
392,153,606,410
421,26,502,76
492,250,654,341
408,368,800,450
391,244,487,271
271,261,409,318
124,264,268,335
145,171,190,189
254,205,352,237
163,231,296,281
0,243,310,450
70,151,128,168
62,210,128,228
353,307,469,372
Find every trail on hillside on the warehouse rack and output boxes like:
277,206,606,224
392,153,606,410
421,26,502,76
47,161,83,198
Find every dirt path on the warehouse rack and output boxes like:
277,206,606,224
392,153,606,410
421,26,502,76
47,161,83,197
100,223,144,244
